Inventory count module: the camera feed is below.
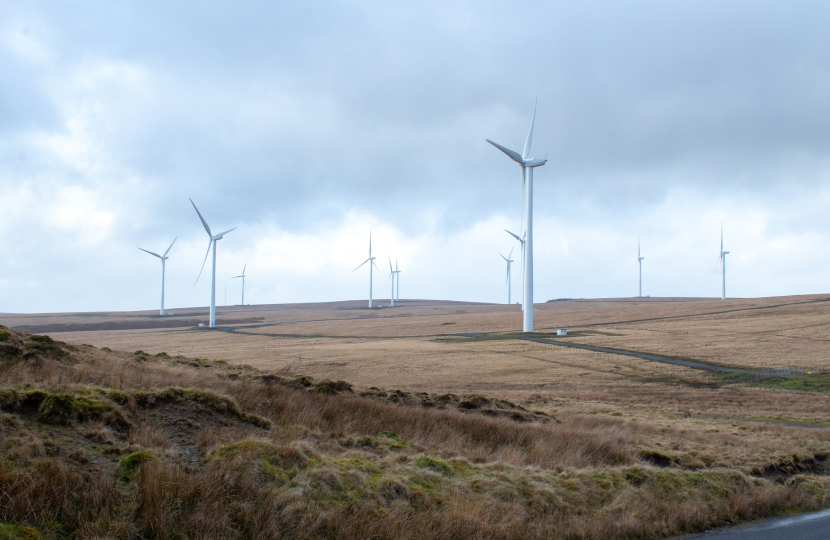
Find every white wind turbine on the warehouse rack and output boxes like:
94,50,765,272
191,198,236,328
393,258,401,302
387,257,396,307
354,232,379,308
719,224,729,300
505,229,525,310
637,238,645,298
232,262,247,305
138,237,177,316
500,247,514,305
488,101,547,331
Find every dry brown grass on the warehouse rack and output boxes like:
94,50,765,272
2,295,830,538
5,295,828,389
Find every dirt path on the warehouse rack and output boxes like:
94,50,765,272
521,336,753,374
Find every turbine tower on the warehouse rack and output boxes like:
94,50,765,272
488,102,547,331
393,258,401,302
138,237,177,316
354,232,379,308
505,229,526,310
387,257,396,307
719,224,729,300
232,262,247,305
191,198,236,328
500,247,514,305
637,239,645,298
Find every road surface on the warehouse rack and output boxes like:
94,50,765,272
679,509,830,539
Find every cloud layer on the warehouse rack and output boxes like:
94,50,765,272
1,1,829,313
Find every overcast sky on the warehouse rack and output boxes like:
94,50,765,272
1,1,829,313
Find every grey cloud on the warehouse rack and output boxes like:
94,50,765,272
2,0,830,311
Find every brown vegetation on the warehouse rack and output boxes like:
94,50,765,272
1,324,830,539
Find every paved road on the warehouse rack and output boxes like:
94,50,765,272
521,337,752,374
680,509,830,539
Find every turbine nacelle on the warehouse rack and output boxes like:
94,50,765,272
354,256,379,271
190,198,236,287
505,229,526,245
212,228,237,241
139,237,177,262
486,140,548,168
500,247,514,264
232,262,247,279
487,100,547,169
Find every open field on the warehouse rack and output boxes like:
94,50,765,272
2,295,830,538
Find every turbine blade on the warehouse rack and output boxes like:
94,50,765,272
505,229,523,243
500,253,507,261
242,261,246,274
372,260,380,271
508,247,513,259
353,258,371,271
190,198,212,237
163,236,178,257
195,240,212,285
522,99,537,160
138,247,162,259
389,257,394,273
385,273,392,286
214,227,236,239
486,140,523,164
369,231,372,257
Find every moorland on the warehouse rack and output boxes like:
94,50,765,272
1,295,829,539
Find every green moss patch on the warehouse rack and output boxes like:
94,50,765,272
752,375,830,393
415,456,452,476
208,439,312,469
314,379,353,394
38,393,117,426
332,458,381,473
119,450,156,480
0,523,42,540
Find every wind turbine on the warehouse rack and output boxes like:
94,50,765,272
500,247,514,305
488,101,547,331
191,198,236,328
232,262,247,305
506,229,525,310
719,224,729,300
138,237,177,316
637,238,645,298
393,258,401,302
354,232,379,308
387,257,395,307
